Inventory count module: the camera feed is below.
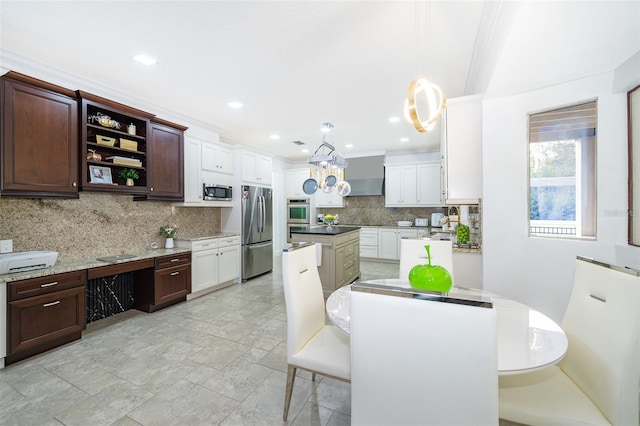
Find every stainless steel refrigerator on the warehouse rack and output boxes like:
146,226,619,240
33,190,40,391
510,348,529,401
241,185,273,281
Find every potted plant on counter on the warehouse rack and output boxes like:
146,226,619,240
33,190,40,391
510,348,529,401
159,224,178,248
119,168,139,186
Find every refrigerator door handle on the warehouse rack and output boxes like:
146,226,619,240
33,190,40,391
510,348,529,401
257,195,262,233
259,195,266,233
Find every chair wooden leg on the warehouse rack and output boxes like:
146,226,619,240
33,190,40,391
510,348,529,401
283,364,297,421
312,372,316,381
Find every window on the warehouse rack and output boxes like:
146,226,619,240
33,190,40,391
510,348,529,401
528,100,597,239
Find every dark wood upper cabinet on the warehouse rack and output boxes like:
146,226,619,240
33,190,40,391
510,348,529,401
1,72,79,197
1,72,187,199
146,118,187,201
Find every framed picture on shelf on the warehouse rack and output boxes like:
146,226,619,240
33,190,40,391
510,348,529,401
89,165,113,184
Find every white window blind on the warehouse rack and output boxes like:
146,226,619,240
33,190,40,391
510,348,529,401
529,101,597,143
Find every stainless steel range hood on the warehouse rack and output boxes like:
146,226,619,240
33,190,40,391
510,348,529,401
344,155,385,196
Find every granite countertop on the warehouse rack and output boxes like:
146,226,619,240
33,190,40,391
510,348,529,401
174,232,239,241
0,247,191,284
291,225,361,235
356,224,432,230
343,224,482,254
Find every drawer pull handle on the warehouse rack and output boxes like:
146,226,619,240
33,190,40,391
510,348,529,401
170,259,180,262
40,281,58,288
43,301,60,308
170,272,180,276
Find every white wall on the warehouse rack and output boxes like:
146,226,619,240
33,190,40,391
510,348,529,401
483,72,633,322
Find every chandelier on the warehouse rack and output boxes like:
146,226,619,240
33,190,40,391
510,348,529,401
403,1,446,133
303,123,351,196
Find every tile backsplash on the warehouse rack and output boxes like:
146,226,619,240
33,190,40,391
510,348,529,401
316,196,448,225
0,193,220,262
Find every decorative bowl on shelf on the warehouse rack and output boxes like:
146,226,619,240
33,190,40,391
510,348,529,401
90,112,121,130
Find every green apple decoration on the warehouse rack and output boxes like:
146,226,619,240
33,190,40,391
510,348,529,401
408,245,453,292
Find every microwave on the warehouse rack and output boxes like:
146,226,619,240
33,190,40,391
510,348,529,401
203,183,232,201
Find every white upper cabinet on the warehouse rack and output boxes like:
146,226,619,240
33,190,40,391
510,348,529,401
385,165,417,206
285,168,310,199
315,188,344,208
443,94,482,204
202,142,232,175
242,150,272,186
385,162,441,207
183,136,202,204
416,162,443,206
180,136,232,206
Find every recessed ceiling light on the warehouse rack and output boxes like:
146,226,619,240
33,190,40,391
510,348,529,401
228,101,244,109
133,54,157,66
389,116,400,123
270,134,280,140
400,137,410,143
345,144,354,149
301,148,309,153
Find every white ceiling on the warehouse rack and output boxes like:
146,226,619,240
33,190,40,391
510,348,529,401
1,1,639,163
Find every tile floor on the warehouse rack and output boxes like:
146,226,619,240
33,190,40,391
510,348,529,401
0,259,398,426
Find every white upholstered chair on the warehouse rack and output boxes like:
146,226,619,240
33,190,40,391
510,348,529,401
399,238,454,283
350,282,498,425
499,257,640,425
281,243,351,421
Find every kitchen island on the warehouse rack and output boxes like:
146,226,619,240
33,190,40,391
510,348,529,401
291,226,360,298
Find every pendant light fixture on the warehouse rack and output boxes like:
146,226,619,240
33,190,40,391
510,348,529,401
403,0,446,133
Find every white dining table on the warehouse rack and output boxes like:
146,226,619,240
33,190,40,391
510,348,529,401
326,279,569,376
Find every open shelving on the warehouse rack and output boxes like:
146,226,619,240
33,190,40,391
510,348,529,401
78,90,154,194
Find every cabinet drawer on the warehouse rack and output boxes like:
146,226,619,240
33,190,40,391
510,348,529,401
344,253,354,269
335,233,351,247
154,264,191,305
360,245,378,258
192,239,218,251
218,235,240,248
360,233,378,247
344,266,355,282
345,243,354,256
155,253,191,269
8,270,86,302
8,286,85,355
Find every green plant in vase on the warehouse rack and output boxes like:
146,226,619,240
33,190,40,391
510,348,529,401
119,168,139,186
408,245,453,292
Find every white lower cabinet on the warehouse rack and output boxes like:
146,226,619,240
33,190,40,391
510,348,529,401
218,239,241,283
192,243,219,293
452,252,482,289
176,235,241,298
378,229,399,259
359,227,379,258
378,228,418,260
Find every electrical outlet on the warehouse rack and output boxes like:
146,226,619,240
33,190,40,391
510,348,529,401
0,239,13,253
